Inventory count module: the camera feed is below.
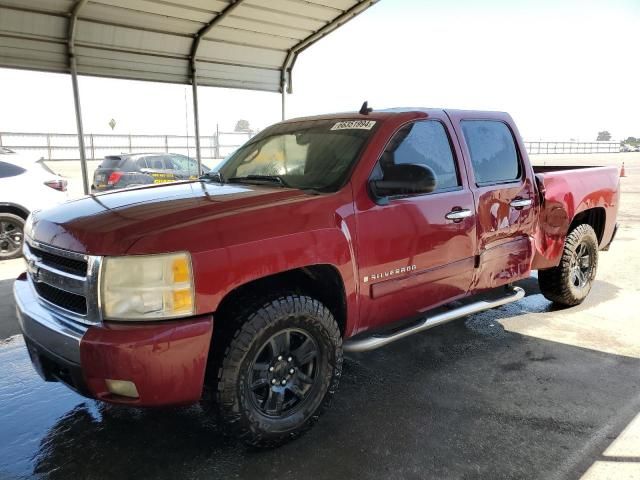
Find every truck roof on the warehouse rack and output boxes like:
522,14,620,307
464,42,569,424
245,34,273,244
281,107,512,124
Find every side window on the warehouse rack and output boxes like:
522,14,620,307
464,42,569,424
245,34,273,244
169,154,197,174
149,157,165,170
461,120,521,185
379,120,460,192
0,161,26,178
136,157,148,169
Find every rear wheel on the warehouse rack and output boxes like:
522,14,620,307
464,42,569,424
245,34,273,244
213,293,342,447
0,213,25,260
538,224,599,306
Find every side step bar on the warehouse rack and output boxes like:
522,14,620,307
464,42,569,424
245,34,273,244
343,286,525,353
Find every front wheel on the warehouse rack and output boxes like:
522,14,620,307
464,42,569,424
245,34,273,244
538,224,599,306
214,294,342,447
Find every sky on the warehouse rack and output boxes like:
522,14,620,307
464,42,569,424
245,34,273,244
0,0,638,141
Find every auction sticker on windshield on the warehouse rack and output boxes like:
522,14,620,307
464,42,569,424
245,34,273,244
331,120,377,131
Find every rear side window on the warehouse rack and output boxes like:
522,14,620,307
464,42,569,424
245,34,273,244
170,154,198,174
148,157,165,169
380,120,460,192
0,161,26,178
461,120,521,185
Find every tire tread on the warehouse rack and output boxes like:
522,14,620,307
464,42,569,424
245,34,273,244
210,290,342,448
538,224,598,306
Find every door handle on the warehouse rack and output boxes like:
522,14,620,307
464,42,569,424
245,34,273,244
445,209,473,221
510,198,533,209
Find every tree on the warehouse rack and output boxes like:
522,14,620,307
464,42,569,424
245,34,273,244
596,131,612,141
624,136,638,145
235,119,251,132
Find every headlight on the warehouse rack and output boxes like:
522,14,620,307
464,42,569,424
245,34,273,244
101,252,194,321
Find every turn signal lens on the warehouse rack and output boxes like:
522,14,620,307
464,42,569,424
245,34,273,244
172,258,190,283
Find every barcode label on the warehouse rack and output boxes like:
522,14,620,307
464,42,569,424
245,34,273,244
331,120,376,131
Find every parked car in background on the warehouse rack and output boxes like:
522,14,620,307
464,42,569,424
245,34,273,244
620,144,634,152
91,153,209,193
634,145,640,152
0,148,68,259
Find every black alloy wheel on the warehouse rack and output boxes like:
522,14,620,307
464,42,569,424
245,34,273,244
212,293,342,447
248,329,320,417
569,241,594,290
538,223,599,306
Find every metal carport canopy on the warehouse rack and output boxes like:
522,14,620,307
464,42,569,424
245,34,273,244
0,0,379,192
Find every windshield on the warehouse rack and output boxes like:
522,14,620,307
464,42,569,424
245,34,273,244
217,119,377,192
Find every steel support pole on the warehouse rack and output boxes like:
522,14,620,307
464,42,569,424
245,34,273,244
70,58,89,195
191,63,202,175
281,75,287,121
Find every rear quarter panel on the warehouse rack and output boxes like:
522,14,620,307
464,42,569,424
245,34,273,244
532,166,620,269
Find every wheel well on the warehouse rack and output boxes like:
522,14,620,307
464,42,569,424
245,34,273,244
0,204,29,220
569,207,606,244
215,265,348,337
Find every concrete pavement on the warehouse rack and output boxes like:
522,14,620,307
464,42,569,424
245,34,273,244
0,153,638,479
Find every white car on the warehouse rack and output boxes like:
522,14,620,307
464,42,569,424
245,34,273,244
0,148,69,259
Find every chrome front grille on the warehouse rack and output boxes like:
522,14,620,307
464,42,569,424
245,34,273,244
28,244,87,277
23,239,102,325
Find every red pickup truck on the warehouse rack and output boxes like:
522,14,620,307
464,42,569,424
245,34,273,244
15,108,619,446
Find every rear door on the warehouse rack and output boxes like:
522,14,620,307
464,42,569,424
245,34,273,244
355,115,477,330
145,155,176,184
447,113,536,290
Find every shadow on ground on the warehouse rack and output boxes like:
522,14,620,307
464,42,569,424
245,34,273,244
1,279,638,480
0,278,19,339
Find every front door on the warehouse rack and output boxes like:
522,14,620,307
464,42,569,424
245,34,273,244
355,117,477,331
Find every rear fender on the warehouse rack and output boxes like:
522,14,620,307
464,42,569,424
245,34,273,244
532,169,619,269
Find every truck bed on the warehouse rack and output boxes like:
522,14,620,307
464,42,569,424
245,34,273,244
532,165,620,269
532,164,611,173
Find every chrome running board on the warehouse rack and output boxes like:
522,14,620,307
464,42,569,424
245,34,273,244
343,286,525,353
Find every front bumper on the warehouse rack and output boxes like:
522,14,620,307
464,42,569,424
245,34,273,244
14,275,214,406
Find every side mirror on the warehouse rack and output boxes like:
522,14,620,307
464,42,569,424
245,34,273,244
370,163,437,200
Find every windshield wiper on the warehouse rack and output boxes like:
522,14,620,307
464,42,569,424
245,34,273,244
227,174,290,188
200,171,225,184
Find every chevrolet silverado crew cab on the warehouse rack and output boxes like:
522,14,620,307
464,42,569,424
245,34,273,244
15,107,619,447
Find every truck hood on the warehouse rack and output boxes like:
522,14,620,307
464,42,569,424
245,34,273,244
29,181,310,255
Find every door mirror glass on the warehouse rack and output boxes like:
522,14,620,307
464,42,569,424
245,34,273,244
370,163,436,198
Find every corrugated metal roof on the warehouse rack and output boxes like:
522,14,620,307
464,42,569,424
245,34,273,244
0,0,378,92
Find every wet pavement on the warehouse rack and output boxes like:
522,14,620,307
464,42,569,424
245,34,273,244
1,154,639,479
1,275,640,480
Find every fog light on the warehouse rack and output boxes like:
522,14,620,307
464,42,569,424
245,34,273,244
105,379,139,398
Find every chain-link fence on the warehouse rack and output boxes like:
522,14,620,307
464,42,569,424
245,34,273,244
524,141,621,155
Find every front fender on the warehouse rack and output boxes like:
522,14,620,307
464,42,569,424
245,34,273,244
192,224,359,335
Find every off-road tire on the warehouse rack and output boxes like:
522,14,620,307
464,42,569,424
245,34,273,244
0,213,25,260
538,224,599,306
213,293,342,448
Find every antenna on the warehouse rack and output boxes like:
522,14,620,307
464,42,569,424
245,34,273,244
359,101,373,115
